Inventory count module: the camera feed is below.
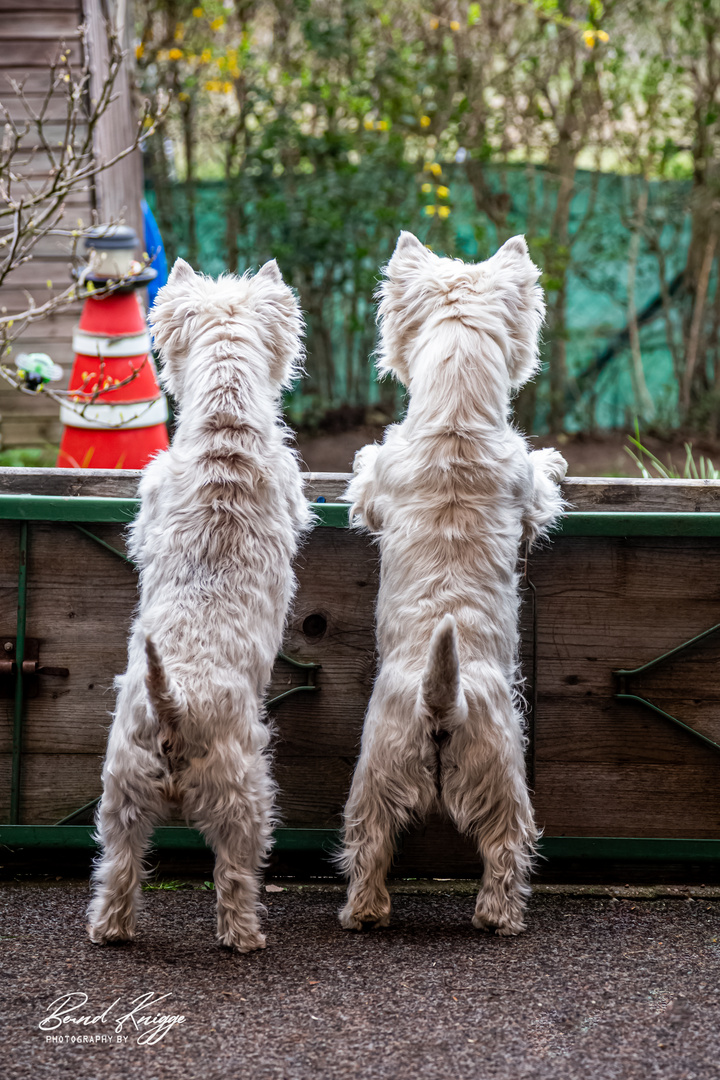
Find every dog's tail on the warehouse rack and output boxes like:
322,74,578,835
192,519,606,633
145,636,186,768
420,615,468,726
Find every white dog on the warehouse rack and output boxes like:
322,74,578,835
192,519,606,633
338,232,567,936
87,257,311,952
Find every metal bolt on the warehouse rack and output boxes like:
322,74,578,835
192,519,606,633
3,642,12,652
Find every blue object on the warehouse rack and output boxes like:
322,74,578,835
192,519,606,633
142,198,168,309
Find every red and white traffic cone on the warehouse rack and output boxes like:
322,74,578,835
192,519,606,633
57,288,169,470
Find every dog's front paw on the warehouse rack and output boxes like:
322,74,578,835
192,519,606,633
352,442,380,476
536,448,568,484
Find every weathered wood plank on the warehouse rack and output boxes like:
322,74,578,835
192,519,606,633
0,0,81,10
0,12,82,37
0,467,145,496
2,470,720,510
535,698,720,766
0,750,355,828
0,37,82,67
0,414,63,448
534,763,720,839
0,752,102,823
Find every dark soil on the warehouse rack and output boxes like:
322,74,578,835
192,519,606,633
296,426,720,478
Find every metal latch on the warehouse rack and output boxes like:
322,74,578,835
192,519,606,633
0,638,69,697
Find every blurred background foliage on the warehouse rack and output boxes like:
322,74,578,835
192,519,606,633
135,0,720,436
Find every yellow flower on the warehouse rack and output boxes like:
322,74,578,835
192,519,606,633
597,29,609,42
424,205,436,216
436,185,449,198
582,29,595,48
168,47,183,60
450,20,460,31
204,79,221,91
364,117,375,130
429,16,439,29
192,6,203,15
421,182,433,193
200,48,212,62
223,81,233,93
430,162,442,176
174,23,185,41
377,119,389,130
420,115,431,128
135,43,144,59
217,56,226,69
210,16,224,30
438,205,450,218
178,91,190,101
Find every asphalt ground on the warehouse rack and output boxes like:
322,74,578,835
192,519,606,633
2,879,719,1080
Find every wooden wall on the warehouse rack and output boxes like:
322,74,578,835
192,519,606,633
0,0,144,449
1,472,720,877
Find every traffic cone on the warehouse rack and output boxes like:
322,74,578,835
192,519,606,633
57,289,169,470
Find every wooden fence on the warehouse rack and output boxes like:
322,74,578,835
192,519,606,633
1,469,720,878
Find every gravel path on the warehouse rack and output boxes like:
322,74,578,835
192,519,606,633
2,880,719,1079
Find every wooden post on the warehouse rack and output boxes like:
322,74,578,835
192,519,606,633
82,0,144,243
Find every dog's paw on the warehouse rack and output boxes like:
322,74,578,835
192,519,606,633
218,928,267,953
472,911,525,936
535,448,568,484
86,920,135,946
339,898,391,932
352,442,380,476
473,892,527,937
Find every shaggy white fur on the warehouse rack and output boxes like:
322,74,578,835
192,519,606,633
87,257,312,952
338,232,567,936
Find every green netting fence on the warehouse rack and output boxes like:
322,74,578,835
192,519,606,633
146,165,692,432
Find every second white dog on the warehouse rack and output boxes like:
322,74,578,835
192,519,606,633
87,257,311,952
339,232,567,936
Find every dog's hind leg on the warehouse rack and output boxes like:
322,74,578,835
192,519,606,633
190,746,275,953
442,684,538,937
87,752,165,944
338,680,434,931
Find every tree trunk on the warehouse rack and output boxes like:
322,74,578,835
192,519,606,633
626,182,654,420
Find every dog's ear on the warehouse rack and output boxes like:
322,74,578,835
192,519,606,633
386,231,432,278
376,233,436,386
166,257,197,288
256,258,282,284
251,262,304,389
149,258,201,399
490,235,545,389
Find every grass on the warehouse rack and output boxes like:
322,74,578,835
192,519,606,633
625,421,720,480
